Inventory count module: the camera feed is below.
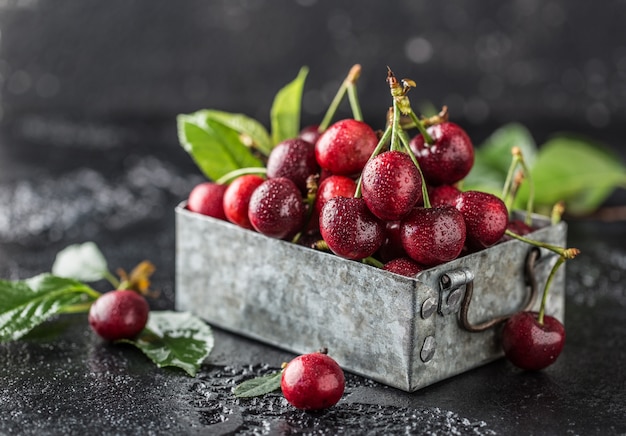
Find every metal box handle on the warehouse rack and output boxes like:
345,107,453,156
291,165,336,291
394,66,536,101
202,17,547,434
440,248,541,332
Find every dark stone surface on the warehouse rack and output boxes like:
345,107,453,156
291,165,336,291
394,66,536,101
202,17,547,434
0,2,625,434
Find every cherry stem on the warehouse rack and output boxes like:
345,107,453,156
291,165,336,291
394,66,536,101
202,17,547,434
400,106,449,130
505,229,580,260
386,68,434,145
502,147,535,226
65,284,102,301
312,239,331,252
104,270,121,289
390,98,402,152
319,64,362,132
408,111,434,145
291,176,319,244
551,201,565,225
59,301,96,314
501,150,520,209
362,256,384,269
216,167,267,185
517,152,535,226
347,83,364,122
384,68,432,207
354,125,393,197
538,255,565,325
397,114,431,208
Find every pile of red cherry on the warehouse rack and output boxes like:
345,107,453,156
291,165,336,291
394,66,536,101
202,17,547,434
187,116,513,275
185,69,570,407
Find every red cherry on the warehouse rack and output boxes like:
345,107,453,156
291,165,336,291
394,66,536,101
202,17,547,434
315,119,378,176
281,352,345,410
187,182,227,219
400,206,466,266
222,175,265,230
88,290,149,341
428,185,461,208
266,138,319,194
383,257,425,277
409,122,474,186
501,312,566,371
377,221,408,263
455,191,509,249
298,124,322,145
320,196,384,260
314,175,358,218
248,178,305,240
360,150,423,221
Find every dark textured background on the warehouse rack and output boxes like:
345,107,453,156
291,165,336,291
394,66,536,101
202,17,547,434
1,2,625,435
0,0,625,140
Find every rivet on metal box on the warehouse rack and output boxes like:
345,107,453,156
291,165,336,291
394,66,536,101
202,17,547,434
175,204,566,392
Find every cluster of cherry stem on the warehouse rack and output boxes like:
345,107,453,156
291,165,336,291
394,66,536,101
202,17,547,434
499,146,579,324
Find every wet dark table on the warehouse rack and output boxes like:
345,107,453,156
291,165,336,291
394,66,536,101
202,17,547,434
1,116,625,435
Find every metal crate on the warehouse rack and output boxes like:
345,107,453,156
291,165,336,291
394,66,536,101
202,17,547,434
175,203,566,392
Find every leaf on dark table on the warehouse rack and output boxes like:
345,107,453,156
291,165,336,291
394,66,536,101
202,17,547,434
118,311,214,377
51,241,109,282
0,274,99,342
234,371,282,398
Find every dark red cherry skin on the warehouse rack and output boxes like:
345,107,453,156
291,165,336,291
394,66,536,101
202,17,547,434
298,124,322,145
281,352,345,411
429,185,461,208
248,178,305,240
266,138,319,193
455,191,509,249
361,150,423,221
315,119,378,176
377,221,408,263
314,175,357,218
223,175,265,230
88,290,149,341
410,122,474,186
320,197,384,260
501,312,566,371
400,206,466,266
383,257,425,277
187,182,227,220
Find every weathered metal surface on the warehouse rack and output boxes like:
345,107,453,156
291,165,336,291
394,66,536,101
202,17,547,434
176,204,567,392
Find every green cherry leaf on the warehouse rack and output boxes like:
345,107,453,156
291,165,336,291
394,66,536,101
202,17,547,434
118,311,214,377
461,156,507,196
515,135,626,215
51,241,109,282
203,109,273,156
478,122,538,173
177,112,264,181
234,371,282,398
463,123,537,196
270,66,309,145
0,274,100,342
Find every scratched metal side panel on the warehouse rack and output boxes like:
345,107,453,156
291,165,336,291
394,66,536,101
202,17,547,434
175,204,418,391
408,221,567,391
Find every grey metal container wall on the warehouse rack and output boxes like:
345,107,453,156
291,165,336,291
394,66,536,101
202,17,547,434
175,204,566,392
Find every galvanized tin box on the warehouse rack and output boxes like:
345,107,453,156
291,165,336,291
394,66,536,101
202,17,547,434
175,203,566,392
